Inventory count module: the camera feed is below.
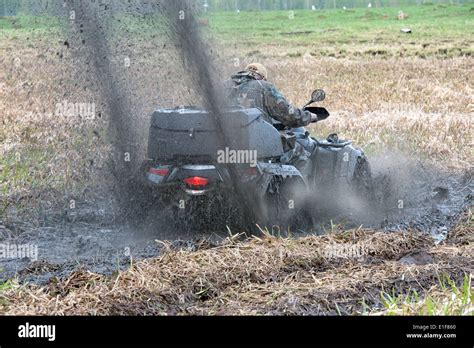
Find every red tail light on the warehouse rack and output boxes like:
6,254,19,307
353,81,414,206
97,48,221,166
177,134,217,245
184,176,209,188
149,168,169,176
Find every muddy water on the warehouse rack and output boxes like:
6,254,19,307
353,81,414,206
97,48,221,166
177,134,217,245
0,1,472,284
1,162,471,285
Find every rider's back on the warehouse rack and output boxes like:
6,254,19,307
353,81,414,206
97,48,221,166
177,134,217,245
225,71,312,128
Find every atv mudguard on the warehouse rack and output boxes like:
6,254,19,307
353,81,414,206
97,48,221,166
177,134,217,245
255,162,307,196
312,140,364,188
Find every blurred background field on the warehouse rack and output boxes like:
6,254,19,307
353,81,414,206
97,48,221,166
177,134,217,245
210,3,474,58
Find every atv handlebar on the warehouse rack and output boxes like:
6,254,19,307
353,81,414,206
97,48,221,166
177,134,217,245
304,106,330,122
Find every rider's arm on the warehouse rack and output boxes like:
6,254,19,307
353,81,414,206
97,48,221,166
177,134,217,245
262,84,315,127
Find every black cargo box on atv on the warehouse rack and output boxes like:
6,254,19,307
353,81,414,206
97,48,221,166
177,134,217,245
147,107,284,162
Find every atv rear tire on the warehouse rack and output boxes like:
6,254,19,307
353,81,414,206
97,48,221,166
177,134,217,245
259,177,314,235
351,155,374,203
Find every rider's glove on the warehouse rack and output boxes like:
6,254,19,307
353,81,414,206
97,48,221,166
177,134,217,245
310,113,319,123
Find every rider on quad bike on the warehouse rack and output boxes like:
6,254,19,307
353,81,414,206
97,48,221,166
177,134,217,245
139,63,372,232
224,63,329,171
225,63,328,127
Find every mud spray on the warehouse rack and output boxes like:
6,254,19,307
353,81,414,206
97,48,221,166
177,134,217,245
159,1,259,231
311,149,472,240
0,0,471,284
61,0,257,231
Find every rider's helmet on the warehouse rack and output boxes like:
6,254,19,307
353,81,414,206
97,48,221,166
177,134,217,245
245,63,268,81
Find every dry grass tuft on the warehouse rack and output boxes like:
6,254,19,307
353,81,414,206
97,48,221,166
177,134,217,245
448,207,474,245
1,222,471,315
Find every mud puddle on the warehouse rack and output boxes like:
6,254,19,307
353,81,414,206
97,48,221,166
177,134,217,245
1,162,472,285
0,205,231,285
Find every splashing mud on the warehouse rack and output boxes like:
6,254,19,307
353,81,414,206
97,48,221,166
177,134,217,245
0,1,472,286
313,151,472,239
60,0,256,229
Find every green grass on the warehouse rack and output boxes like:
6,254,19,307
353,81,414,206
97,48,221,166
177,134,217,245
0,279,14,293
0,14,62,40
0,147,55,195
376,274,473,315
209,3,474,47
0,279,15,307
2,3,472,49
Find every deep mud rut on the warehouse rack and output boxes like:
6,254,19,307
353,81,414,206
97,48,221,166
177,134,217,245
1,163,472,285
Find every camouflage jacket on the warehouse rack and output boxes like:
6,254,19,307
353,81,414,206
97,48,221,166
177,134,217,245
224,71,313,128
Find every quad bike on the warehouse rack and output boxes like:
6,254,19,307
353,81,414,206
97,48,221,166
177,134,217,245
141,89,373,233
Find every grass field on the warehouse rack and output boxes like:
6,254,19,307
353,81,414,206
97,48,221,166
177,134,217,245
0,3,473,316
1,3,473,57
208,3,474,58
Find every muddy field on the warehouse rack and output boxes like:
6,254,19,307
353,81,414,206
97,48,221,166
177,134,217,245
0,1,473,314
1,210,472,315
0,156,472,287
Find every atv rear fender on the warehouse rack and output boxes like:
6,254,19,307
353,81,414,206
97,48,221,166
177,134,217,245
255,162,307,196
312,141,364,188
